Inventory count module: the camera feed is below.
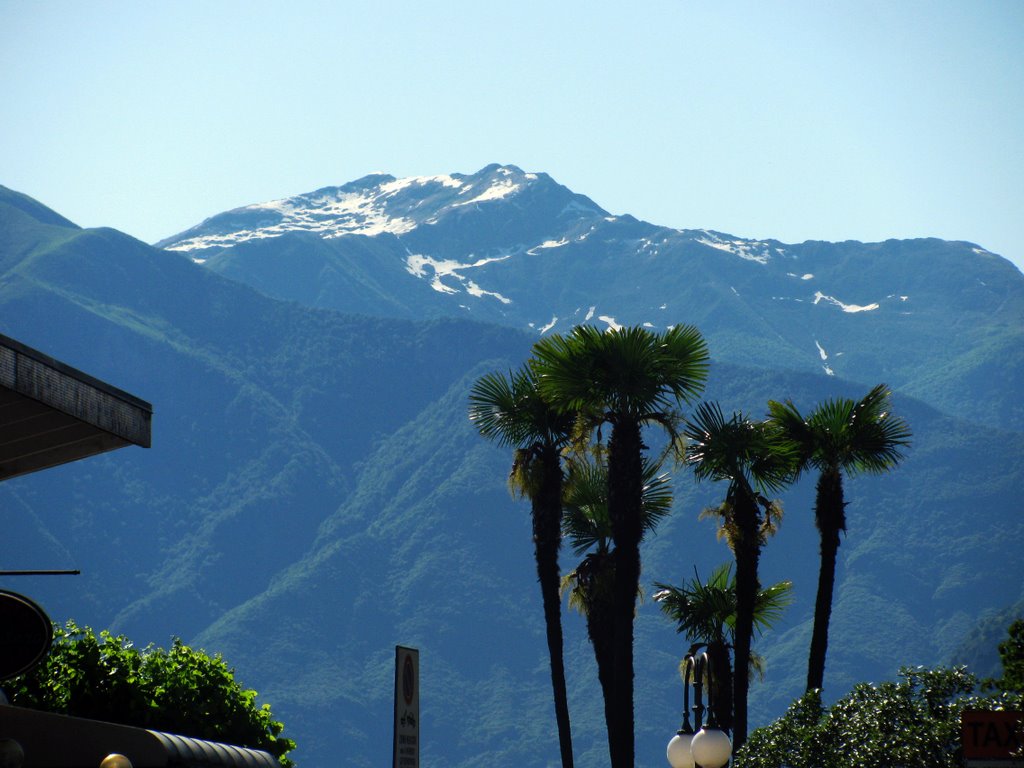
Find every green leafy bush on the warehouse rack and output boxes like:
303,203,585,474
985,618,1024,694
735,666,1023,768
6,621,295,766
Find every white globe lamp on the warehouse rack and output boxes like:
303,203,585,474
666,730,695,768
690,726,732,768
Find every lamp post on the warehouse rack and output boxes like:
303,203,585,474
667,650,732,768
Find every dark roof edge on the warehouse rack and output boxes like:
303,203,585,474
0,332,152,413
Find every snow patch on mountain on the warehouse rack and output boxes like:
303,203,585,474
454,178,520,207
815,340,828,360
405,253,513,302
813,291,879,313
164,188,420,251
539,316,558,334
465,280,512,304
696,231,779,264
380,174,463,195
527,238,569,255
599,315,622,331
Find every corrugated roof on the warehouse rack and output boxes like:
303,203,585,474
148,731,280,768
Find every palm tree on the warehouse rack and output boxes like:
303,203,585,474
468,365,577,768
767,384,910,694
533,324,709,768
561,458,673,753
683,402,796,751
653,563,794,732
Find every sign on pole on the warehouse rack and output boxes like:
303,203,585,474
393,646,419,768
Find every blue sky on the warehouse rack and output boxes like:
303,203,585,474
2,1,1022,271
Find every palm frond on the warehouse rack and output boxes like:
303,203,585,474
532,324,709,421
562,460,611,556
685,401,797,497
562,456,674,554
468,369,527,446
771,384,911,478
654,563,794,644
468,364,575,449
640,459,673,534
752,578,794,633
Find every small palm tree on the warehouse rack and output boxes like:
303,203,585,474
654,563,794,732
469,365,577,768
683,401,797,751
561,457,672,757
767,384,910,694
533,324,709,768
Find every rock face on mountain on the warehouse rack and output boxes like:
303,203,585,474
1,174,1022,768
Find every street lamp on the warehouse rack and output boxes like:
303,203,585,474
667,650,732,768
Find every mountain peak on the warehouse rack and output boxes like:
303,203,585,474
155,165,599,254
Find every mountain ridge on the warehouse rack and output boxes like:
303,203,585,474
156,165,1024,432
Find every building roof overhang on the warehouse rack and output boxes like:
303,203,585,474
0,333,152,481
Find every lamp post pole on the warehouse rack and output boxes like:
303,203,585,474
666,650,732,768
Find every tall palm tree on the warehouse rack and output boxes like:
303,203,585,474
561,458,673,752
683,402,796,751
767,384,910,694
468,365,577,768
653,563,794,733
533,324,709,768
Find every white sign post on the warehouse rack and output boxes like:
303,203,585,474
393,646,419,768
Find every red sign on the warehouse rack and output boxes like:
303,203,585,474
962,710,1023,762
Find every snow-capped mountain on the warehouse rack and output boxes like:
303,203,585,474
159,165,604,253
159,164,1024,431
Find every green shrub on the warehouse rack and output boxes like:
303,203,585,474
6,621,295,766
735,666,1023,768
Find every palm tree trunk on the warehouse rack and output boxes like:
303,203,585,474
535,446,574,768
607,417,644,768
586,582,616,761
731,492,761,753
806,470,845,693
707,639,733,734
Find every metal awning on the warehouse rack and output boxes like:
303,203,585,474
0,704,279,767
0,333,152,481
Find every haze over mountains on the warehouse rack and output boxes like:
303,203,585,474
1,167,1022,767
